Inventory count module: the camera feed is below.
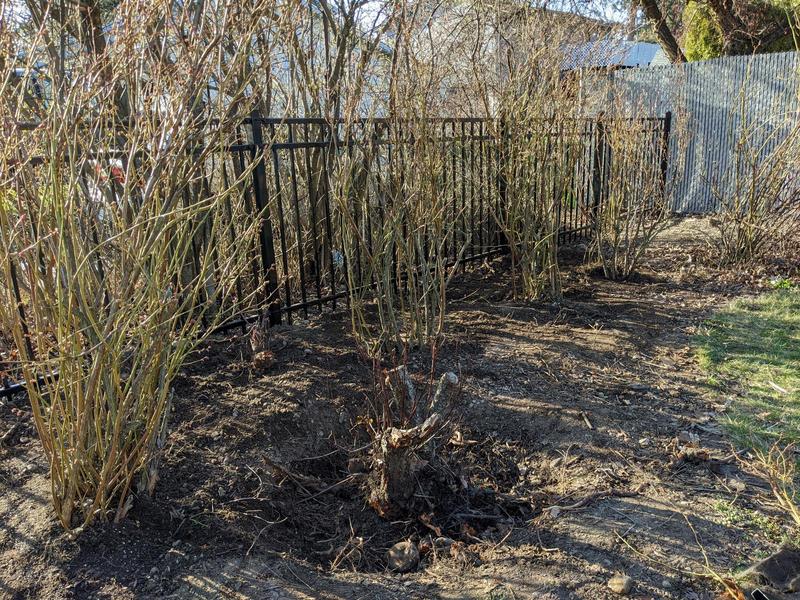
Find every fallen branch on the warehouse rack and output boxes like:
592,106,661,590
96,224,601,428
0,422,20,446
263,456,334,496
542,488,639,515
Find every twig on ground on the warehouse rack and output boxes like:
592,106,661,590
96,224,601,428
539,488,639,517
0,422,20,445
246,517,288,556
535,529,559,553
297,475,359,504
490,526,514,551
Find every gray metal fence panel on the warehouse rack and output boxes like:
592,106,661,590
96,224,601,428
610,51,799,213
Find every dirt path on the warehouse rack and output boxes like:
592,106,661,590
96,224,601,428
1,218,798,599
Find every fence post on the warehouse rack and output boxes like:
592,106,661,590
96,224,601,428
660,111,672,201
249,111,282,327
590,113,605,228
496,117,509,252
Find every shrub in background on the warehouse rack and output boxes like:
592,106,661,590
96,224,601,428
590,110,681,280
710,81,800,264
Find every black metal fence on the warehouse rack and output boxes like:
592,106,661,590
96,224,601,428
0,112,671,399
229,116,509,328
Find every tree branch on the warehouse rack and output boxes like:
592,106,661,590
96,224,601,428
639,0,686,63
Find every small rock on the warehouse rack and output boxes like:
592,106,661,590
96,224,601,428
678,431,700,447
433,536,455,549
149,566,158,576
728,478,747,493
608,574,633,595
661,579,671,588
744,544,800,591
387,541,419,573
638,437,651,447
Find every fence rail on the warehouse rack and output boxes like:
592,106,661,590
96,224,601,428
0,112,670,399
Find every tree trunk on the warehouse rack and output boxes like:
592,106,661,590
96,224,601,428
639,0,686,63
367,371,458,518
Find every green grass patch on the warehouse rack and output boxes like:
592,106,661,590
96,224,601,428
695,287,800,448
713,500,783,540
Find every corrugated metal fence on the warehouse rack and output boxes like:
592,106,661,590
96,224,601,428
611,51,799,213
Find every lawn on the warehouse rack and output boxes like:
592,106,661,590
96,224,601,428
696,285,800,448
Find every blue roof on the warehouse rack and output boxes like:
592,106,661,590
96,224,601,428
561,39,665,70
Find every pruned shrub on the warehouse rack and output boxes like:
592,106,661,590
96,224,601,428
366,363,460,518
325,4,468,355
488,14,587,301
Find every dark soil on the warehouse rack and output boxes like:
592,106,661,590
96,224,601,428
2,218,799,600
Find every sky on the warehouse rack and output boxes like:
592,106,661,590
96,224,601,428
4,0,632,39
548,0,629,23
357,1,631,29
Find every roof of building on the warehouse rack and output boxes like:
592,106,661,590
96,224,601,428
561,39,667,71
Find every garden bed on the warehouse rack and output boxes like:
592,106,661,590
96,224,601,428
1,218,798,600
